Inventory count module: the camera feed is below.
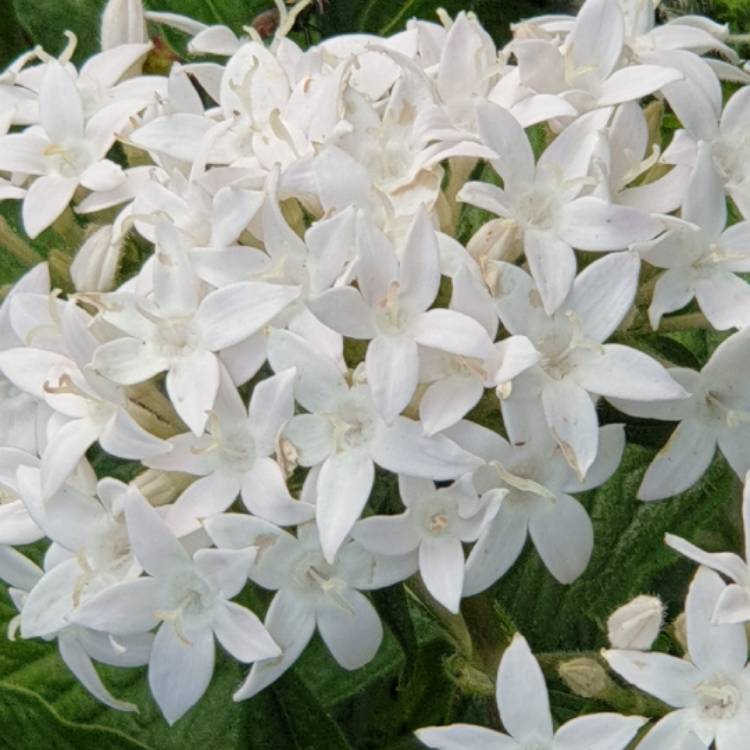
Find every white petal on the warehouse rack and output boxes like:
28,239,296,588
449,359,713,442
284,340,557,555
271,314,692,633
463,505,529,596
248,368,296,456
373,418,482,481
629,712,693,750
598,65,683,106
197,282,300,352
419,537,465,614
241,457,315,526
58,632,137,712
560,197,662,251
686,567,748,676
695,271,750,330
638,419,716,501
542,378,599,480
355,214,399,308
713,584,750,625
523,230,576,315
79,159,125,192
166,349,220,436
0,546,42,590
40,418,100,497
649,269,696,330
529,493,593,584
575,344,689,400
416,725,515,750
267,329,347,413
567,0,624,82
99,409,170,460
20,558,78,637
307,287,377,340
366,335,419,424
683,141,726,238
23,175,78,239
419,376,484,436
316,450,375,563
149,620,215,725
166,472,240,537
554,713,646,750
130,114,215,162
281,414,335,467
352,513,420,556
40,62,83,144
412,309,492,359
602,649,700,706
497,633,553,744
233,589,315,700
93,338,168,385
476,102,534,195
399,207,441,313
124,492,190,578
567,252,640,342
316,588,382,669
212,600,280,662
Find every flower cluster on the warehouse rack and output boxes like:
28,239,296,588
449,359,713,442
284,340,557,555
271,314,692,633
0,0,749,742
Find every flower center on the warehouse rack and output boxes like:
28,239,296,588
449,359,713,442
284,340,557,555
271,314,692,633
696,675,742,720
515,186,561,232
331,394,377,451
374,280,411,336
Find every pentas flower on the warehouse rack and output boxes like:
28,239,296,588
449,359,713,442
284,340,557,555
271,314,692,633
445,415,624,592
610,328,750,500
0,61,140,238
637,141,750,330
417,632,645,749
665,473,750,625
353,474,501,613
458,102,663,313
267,329,482,562
0,301,170,497
204,514,413,700
72,492,280,725
14,469,142,639
512,0,682,120
490,252,687,479
309,209,493,423
90,220,300,435
145,365,314,535
664,86,750,218
604,567,750,749
1,546,153,712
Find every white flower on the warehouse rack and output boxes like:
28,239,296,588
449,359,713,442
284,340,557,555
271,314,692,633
605,567,750,750
610,329,750,500
90,220,299,435
310,209,493,423
492,252,687,478
638,141,750,330
417,632,645,749
446,414,624,592
146,365,314,535
0,62,138,238
459,103,663,312
268,328,482,562
353,474,500,613
204,515,413,701
72,492,280,724
100,0,148,49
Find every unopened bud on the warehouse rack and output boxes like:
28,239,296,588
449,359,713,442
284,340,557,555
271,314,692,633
607,595,664,650
101,0,148,49
559,657,612,698
70,225,121,293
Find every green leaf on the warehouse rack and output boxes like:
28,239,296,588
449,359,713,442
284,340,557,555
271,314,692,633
0,0,29,69
0,682,151,750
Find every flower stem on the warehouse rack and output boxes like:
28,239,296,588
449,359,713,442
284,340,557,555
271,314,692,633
0,216,43,268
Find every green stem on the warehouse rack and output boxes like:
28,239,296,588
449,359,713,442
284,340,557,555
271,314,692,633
0,216,43,268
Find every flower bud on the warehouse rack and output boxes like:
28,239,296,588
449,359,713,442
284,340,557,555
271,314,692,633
70,225,121,293
607,595,664,650
101,0,148,50
558,657,612,698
